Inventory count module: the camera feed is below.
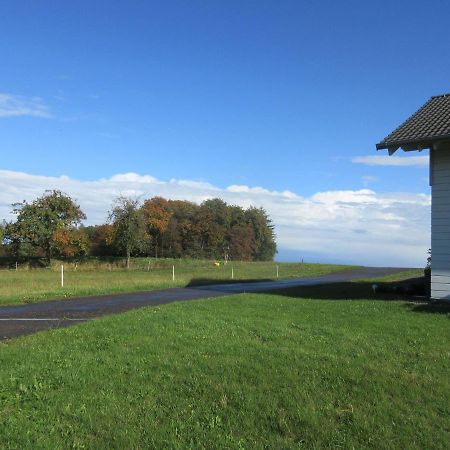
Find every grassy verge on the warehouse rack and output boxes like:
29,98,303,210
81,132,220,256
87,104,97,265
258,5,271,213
0,274,449,449
0,259,356,306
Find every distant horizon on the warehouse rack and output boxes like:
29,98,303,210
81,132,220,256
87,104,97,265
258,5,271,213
274,251,420,269
0,169,430,267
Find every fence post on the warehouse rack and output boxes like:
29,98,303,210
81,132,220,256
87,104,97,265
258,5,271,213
231,266,234,280
172,265,175,281
276,264,279,279
61,264,64,288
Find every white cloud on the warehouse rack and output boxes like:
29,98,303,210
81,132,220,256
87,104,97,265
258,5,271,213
0,93,51,118
227,184,297,198
352,155,428,167
0,169,431,267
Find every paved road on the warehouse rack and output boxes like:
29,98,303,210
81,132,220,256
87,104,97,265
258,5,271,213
193,266,408,293
0,267,409,340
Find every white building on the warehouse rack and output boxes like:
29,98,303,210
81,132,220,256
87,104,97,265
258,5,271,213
376,93,450,300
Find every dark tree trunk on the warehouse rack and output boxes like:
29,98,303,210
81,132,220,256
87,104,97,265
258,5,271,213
45,243,52,267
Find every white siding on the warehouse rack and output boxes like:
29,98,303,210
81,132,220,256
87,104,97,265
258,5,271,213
431,145,450,300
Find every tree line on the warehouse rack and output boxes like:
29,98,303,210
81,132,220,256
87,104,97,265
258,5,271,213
0,190,277,266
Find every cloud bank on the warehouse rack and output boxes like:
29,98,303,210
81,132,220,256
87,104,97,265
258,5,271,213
0,93,50,118
352,155,428,167
0,170,430,267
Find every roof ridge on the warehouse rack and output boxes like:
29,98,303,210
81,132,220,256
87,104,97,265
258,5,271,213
431,93,450,99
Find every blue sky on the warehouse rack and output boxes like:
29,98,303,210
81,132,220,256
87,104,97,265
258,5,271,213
1,0,448,265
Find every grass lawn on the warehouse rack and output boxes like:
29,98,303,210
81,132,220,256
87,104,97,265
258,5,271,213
0,275,448,449
0,259,356,306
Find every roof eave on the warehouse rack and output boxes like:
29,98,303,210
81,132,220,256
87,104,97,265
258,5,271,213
376,134,450,153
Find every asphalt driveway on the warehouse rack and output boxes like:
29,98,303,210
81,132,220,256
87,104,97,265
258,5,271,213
0,267,408,340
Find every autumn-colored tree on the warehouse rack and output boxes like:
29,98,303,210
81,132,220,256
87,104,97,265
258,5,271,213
158,199,276,261
83,224,115,256
52,228,89,258
229,224,256,261
4,190,86,262
166,200,201,257
142,197,172,258
245,207,277,261
4,192,277,262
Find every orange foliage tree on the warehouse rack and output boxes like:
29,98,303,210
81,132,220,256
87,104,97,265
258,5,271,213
52,228,89,258
141,197,172,258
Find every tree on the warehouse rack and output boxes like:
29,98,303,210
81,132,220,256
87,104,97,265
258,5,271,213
166,200,201,258
0,222,5,248
0,222,7,257
4,190,86,262
245,207,277,261
141,197,172,258
108,196,146,269
83,224,115,256
52,228,90,258
196,199,230,258
229,224,256,261
162,216,183,257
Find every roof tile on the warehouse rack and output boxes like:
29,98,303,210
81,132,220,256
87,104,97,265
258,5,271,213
376,94,450,150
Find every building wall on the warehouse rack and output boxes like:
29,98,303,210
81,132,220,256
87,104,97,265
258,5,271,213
431,144,450,299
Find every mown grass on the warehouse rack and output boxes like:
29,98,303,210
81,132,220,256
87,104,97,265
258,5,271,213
0,276,449,449
0,258,355,306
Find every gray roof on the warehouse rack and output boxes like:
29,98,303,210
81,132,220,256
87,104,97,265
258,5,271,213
376,93,450,152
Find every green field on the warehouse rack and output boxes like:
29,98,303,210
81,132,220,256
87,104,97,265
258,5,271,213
0,258,356,306
1,273,448,449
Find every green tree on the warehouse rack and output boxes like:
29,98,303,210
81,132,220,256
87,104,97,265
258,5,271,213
0,222,7,257
108,196,147,269
166,200,201,258
162,216,183,257
197,199,230,258
4,190,86,262
245,207,277,261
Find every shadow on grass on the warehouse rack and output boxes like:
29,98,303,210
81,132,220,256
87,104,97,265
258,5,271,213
406,301,450,315
263,279,425,301
261,278,450,315
189,275,450,315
